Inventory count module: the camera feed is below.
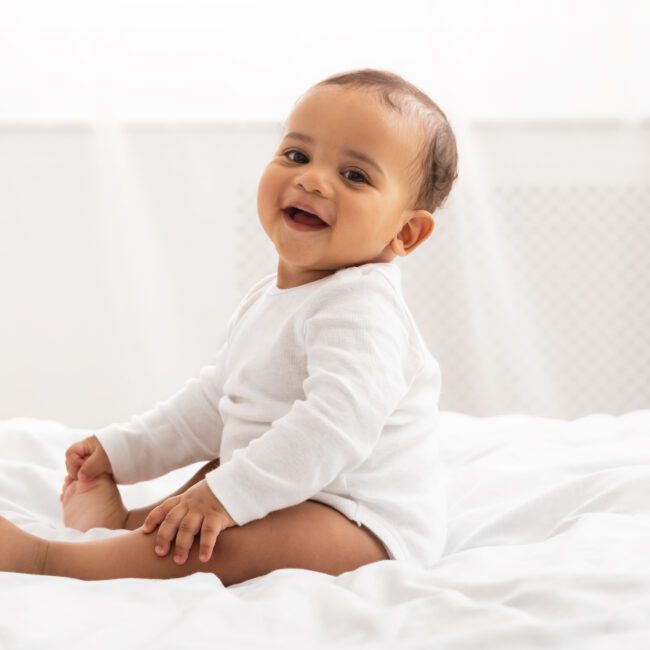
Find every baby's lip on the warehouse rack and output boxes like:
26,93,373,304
282,199,331,226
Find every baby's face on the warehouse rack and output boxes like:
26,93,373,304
257,85,432,289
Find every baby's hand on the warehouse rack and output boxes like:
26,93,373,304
142,479,236,565
64,435,113,482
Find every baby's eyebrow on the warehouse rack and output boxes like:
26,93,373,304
283,131,385,178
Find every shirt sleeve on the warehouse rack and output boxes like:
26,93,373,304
95,339,229,484
205,275,424,526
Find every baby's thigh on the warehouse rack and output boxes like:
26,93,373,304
212,500,388,586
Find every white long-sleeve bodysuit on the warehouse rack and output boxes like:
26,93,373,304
95,262,447,569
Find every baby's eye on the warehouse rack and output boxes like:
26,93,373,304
342,169,369,184
284,149,308,164
283,150,369,184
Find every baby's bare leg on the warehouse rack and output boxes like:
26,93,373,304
44,500,389,585
125,459,220,530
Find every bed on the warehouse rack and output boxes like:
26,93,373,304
1,410,649,649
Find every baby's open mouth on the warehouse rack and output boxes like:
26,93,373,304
284,207,329,228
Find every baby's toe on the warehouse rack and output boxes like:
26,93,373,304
60,475,78,502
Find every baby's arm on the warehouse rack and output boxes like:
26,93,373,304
94,340,229,484
204,278,421,527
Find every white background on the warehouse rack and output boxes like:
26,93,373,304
0,0,648,122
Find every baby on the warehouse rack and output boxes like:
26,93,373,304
0,68,458,585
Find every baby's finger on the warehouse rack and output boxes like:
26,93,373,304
154,504,188,557
142,496,181,533
173,513,203,565
142,500,174,534
199,517,222,562
65,452,84,478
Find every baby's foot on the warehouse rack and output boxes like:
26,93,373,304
60,473,129,532
0,516,48,575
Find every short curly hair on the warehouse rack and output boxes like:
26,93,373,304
308,68,459,214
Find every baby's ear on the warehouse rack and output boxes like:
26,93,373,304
390,210,435,257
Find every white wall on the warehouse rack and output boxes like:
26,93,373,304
0,0,647,122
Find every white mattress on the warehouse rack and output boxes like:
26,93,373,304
1,411,649,649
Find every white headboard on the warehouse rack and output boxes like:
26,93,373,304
0,121,648,427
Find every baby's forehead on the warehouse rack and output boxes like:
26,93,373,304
349,90,424,147
311,84,416,123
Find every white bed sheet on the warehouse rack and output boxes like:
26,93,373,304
1,411,649,649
